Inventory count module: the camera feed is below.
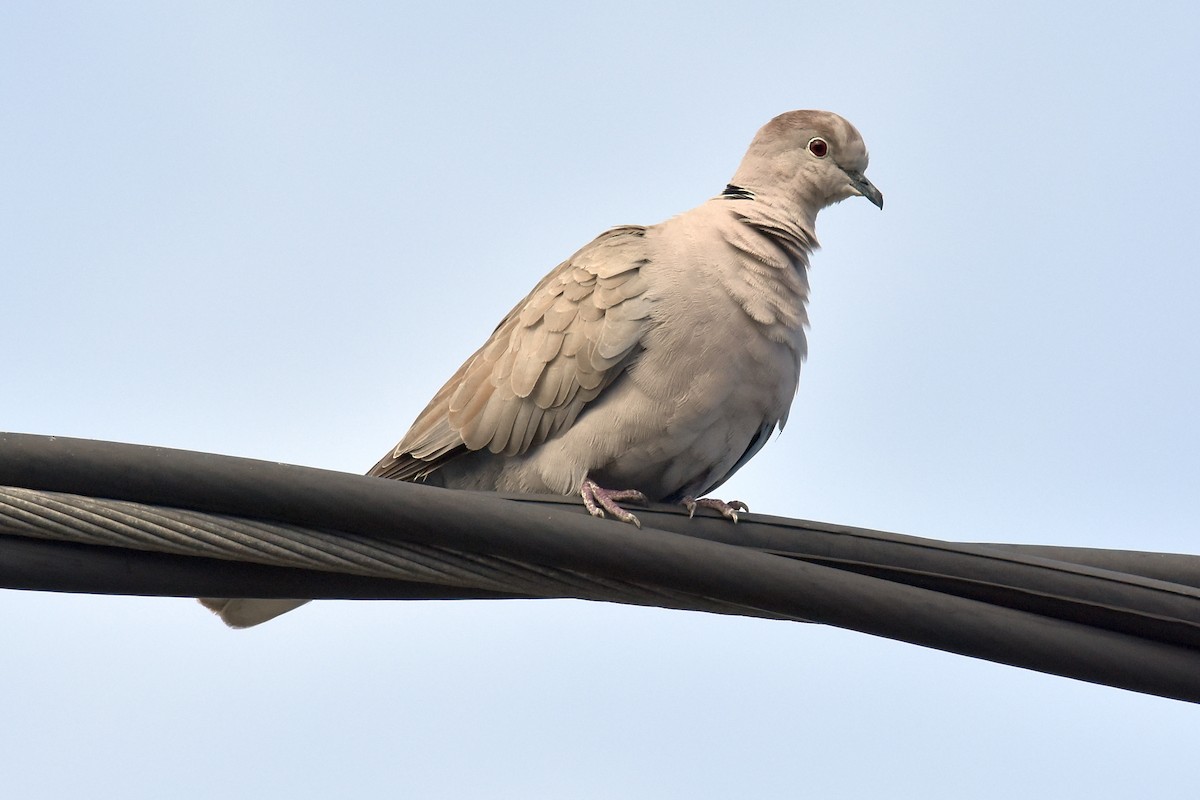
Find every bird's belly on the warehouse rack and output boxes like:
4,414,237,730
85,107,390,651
533,320,801,500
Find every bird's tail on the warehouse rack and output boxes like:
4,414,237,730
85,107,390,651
198,598,310,628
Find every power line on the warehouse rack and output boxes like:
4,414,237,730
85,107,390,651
2,432,1199,703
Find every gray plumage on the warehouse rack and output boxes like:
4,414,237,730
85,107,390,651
371,109,880,501
202,109,882,627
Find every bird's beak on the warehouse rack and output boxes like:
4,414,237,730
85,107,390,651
843,168,884,210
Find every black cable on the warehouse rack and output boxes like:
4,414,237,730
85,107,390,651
2,432,1199,703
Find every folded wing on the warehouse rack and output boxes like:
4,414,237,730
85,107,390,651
369,225,656,481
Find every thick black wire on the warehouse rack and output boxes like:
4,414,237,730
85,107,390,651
2,432,1200,703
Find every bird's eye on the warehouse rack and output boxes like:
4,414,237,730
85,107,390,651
807,137,829,158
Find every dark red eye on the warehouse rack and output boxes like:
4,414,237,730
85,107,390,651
807,137,828,158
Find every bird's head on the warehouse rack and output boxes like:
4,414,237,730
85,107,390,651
731,110,883,218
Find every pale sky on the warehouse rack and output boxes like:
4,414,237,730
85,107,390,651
3,2,1199,797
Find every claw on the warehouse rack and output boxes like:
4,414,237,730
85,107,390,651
580,479,648,528
681,496,749,523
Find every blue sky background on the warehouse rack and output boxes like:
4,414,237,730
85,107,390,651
3,2,1199,797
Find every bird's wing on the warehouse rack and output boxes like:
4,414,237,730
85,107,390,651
369,225,655,480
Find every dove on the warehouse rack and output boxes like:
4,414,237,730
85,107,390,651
201,110,882,627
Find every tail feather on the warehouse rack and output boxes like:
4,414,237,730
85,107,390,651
199,598,310,628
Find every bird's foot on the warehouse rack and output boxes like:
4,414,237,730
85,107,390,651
581,479,648,529
682,496,749,523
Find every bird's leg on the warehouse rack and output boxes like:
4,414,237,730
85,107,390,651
580,478,648,529
681,496,749,523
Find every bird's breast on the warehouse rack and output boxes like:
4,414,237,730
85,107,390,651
585,220,809,497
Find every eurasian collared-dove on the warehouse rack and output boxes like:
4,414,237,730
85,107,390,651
202,110,882,627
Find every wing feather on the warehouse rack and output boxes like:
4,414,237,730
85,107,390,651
368,225,654,480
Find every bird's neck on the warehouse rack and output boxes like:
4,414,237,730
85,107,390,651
718,183,822,253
